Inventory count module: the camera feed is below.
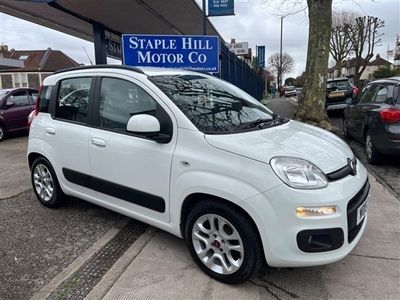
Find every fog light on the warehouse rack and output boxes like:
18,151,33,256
296,206,336,217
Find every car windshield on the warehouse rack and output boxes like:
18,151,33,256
327,80,350,89
286,86,295,91
149,74,277,134
0,89,10,100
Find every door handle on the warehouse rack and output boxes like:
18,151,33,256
91,137,106,147
45,127,55,135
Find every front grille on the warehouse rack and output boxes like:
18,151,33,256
326,158,357,182
347,179,369,243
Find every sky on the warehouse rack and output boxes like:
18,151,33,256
0,0,399,80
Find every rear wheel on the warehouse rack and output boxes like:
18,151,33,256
365,131,383,165
0,124,5,142
343,118,352,139
31,157,65,207
184,201,263,284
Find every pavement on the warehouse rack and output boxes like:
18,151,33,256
0,133,31,198
1,99,400,300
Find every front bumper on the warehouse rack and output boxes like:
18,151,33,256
240,159,369,267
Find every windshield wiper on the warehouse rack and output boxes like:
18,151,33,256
238,113,283,130
238,118,274,130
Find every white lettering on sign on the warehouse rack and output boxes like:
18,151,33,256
188,52,207,63
182,38,213,50
137,51,184,64
129,37,178,50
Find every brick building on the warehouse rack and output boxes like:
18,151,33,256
0,44,80,89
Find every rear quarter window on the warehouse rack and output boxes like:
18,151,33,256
38,86,53,113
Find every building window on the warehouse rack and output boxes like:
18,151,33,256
13,73,28,87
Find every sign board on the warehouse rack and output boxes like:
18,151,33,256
208,0,234,16
105,37,122,60
257,45,265,68
122,34,220,73
228,42,249,56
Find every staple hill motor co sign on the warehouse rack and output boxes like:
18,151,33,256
122,34,220,73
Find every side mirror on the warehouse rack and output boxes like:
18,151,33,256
127,114,160,136
127,114,171,143
5,101,15,108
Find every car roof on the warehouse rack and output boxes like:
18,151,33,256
0,87,37,94
370,77,400,84
53,64,207,77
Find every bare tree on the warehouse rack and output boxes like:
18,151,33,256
268,52,294,85
344,16,384,87
261,0,333,127
329,10,359,77
294,0,332,128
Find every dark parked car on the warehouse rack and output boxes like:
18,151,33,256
0,88,38,141
343,77,400,164
326,78,358,112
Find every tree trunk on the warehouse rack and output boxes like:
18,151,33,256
336,61,342,77
294,0,332,129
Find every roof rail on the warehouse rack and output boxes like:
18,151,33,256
53,64,145,75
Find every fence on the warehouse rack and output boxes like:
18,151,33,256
216,43,265,100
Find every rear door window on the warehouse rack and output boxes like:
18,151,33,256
359,85,378,104
27,90,38,104
55,78,92,124
373,85,388,103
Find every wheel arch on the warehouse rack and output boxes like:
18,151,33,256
180,193,265,262
363,125,369,140
28,152,46,170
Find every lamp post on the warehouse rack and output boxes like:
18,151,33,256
203,0,207,35
279,16,285,89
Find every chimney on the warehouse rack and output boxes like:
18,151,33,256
0,43,10,57
376,54,380,59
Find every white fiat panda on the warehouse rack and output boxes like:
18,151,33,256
28,66,368,283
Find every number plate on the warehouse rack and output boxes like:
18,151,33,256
329,92,345,97
357,200,368,225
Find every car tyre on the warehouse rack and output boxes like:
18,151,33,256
184,200,263,284
31,157,65,207
0,124,5,142
365,131,383,165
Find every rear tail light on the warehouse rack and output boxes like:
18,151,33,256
352,86,359,97
379,108,400,123
28,85,43,127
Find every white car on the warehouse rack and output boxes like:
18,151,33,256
284,86,297,97
27,66,369,284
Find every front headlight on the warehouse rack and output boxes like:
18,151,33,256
270,157,328,189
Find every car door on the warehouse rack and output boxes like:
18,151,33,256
2,90,32,131
46,76,94,193
351,84,379,140
88,75,176,222
369,83,397,139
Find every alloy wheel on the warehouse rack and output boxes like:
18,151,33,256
33,164,54,202
366,135,373,159
0,126,4,141
191,214,244,275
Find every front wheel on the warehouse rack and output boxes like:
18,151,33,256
31,157,65,207
0,124,5,142
184,201,263,284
